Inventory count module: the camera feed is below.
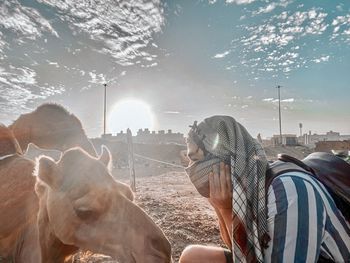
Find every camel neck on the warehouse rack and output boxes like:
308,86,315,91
0,153,16,161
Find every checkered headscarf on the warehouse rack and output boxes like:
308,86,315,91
189,115,269,263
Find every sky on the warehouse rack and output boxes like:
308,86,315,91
0,0,349,138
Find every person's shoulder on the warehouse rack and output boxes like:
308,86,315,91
268,171,326,202
270,171,318,188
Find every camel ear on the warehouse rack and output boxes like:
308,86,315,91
99,145,112,171
34,156,62,189
28,142,39,150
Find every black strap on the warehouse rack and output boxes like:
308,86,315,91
265,160,313,191
278,153,315,174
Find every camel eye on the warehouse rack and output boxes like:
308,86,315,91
74,207,99,221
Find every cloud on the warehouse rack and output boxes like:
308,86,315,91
0,0,165,117
312,55,330,63
226,0,256,5
281,98,295,103
0,0,164,67
37,0,164,65
0,0,59,39
88,71,106,84
213,50,230,58
164,111,180,114
0,65,65,115
224,4,346,80
252,1,293,16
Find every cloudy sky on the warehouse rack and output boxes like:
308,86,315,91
0,0,349,138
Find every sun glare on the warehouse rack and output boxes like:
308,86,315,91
107,99,155,134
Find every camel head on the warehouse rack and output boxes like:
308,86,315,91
34,146,171,263
10,104,97,157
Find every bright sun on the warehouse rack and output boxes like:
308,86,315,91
107,99,155,134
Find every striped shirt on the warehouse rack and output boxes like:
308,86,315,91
264,172,350,263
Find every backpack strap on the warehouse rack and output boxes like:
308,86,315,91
265,156,314,191
278,153,315,174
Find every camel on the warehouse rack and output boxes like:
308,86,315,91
0,125,171,263
9,103,97,157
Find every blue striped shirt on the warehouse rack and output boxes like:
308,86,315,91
264,172,350,263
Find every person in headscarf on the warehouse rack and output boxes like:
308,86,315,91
179,116,350,263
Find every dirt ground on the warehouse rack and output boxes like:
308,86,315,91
134,171,225,261
74,170,224,263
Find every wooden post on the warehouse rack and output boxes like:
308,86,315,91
127,128,136,192
103,83,107,135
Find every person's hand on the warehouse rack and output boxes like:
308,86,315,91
179,150,191,167
208,162,232,210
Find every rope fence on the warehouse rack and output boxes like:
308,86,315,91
134,153,184,168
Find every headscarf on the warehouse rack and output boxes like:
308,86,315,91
185,115,269,263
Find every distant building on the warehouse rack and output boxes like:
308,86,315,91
299,130,350,148
101,133,113,140
100,128,185,145
272,134,298,146
315,140,350,153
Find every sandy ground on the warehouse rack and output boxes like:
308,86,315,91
74,170,224,262
135,171,224,260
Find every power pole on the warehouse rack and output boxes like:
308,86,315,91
103,83,107,135
277,85,283,145
127,128,136,192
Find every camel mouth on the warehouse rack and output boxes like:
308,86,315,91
99,243,171,263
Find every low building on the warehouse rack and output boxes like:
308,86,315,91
315,140,350,153
100,128,185,145
272,134,298,146
300,130,350,148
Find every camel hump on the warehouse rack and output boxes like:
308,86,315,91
35,103,70,114
30,103,85,136
0,124,22,157
34,103,81,125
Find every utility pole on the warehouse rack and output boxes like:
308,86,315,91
277,85,283,145
127,128,136,192
299,123,303,137
103,83,107,135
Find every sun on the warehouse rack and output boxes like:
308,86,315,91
107,99,155,134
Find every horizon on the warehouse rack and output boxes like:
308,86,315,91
95,126,350,141
1,0,350,138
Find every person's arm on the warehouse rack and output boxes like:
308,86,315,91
212,205,232,248
208,162,233,246
265,175,326,263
